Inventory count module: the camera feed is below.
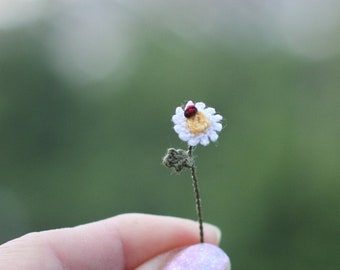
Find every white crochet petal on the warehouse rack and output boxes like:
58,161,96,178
208,131,219,142
188,136,201,146
213,123,223,132
175,107,184,114
179,132,191,141
200,136,210,146
195,102,206,110
185,101,194,108
174,125,185,133
204,107,216,116
211,114,223,122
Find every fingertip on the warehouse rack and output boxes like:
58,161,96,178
204,223,222,244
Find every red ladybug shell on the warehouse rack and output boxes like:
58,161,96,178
184,105,198,118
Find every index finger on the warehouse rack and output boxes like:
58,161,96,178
0,213,221,270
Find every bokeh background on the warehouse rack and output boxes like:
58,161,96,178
1,1,339,269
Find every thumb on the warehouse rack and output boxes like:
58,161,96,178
136,243,231,270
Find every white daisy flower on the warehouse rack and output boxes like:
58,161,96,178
172,101,223,146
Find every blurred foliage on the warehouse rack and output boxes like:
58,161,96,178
0,24,339,270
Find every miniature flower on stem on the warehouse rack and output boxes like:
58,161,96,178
163,101,223,243
172,101,223,146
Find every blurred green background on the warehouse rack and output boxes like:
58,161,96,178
0,2,339,270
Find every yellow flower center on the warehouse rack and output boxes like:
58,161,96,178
186,111,211,135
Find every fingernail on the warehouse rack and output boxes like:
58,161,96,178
163,243,231,270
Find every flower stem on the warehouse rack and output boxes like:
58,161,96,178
188,146,204,243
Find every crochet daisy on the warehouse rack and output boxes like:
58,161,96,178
172,101,223,146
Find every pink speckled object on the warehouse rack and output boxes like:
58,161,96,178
163,243,231,270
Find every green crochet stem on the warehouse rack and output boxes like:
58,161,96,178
188,146,204,243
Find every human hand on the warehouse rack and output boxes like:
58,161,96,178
0,213,230,270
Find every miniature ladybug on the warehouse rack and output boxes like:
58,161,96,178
184,105,198,118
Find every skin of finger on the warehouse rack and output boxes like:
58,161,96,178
0,213,221,270
0,222,123,270
0,235,62,270
106,213,221,269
